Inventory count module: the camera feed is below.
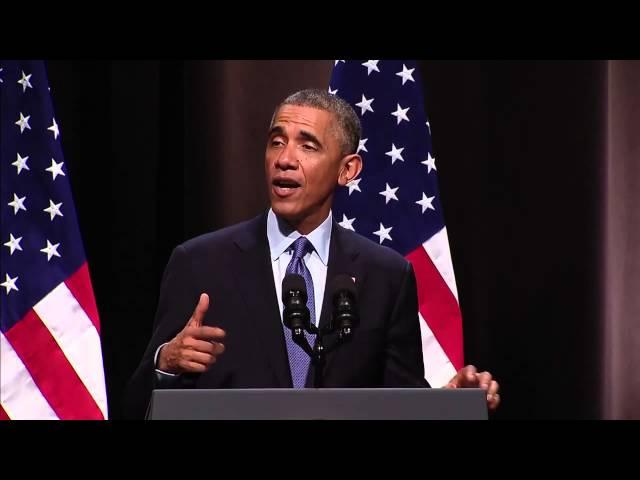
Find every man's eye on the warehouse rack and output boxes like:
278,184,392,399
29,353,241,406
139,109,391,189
271,139,285,147
302,144,317,151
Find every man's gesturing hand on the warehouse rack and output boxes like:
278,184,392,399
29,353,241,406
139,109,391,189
157,293,226,374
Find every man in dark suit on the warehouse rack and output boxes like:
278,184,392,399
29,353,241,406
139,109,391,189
124,89,500,419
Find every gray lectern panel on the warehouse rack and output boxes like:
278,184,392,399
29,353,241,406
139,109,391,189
147,388,487,420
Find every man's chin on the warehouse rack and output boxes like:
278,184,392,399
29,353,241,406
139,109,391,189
270,202,299,223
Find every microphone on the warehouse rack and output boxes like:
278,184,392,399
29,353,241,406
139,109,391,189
330,274,359,339
282,273,311,336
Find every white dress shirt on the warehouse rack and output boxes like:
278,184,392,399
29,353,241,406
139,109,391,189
267,208,332,325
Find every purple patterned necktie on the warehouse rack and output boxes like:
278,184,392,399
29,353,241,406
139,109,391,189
284,236,316,388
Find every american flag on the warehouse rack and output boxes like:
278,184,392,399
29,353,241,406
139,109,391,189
330,60,463,387
0,60,108,419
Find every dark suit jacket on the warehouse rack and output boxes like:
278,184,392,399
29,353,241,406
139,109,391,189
124,211,428,418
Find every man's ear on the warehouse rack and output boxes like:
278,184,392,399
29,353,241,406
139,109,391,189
337,154,363,187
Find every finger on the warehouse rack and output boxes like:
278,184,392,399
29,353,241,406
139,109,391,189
184,338,224,356
184,349,218,366
211,341,225,356
487,380,499,396
191,326,226,342
178,360,209,373
486,381,500,410
464,365,478,382
446,365,474,388
477,371,493,390
488,392,500,411
458,365,478,387
187,293,210,328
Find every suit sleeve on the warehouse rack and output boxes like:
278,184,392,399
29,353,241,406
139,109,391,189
383,261,430,388
122,245,200,419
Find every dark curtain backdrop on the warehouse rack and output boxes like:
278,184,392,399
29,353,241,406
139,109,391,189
44,60,634,420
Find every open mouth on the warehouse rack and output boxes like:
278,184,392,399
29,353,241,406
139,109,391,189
272,178,301,197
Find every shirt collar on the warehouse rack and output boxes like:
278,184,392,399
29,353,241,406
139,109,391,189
267,208,332,266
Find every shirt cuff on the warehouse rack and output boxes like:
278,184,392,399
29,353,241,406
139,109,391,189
154,342,179,377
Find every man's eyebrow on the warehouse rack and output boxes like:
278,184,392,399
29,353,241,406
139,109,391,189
267,126,323,149
267,125,285,138
299,130,322,148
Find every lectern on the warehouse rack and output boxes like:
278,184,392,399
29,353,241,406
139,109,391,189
146,388,488,420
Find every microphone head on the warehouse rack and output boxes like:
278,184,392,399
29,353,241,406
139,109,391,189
283,273,307,298
329,274,359,335
282,273,310,331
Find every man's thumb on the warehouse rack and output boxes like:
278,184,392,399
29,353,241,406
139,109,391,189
187,293,209,328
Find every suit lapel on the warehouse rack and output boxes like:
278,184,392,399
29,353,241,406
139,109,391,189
318,221,366,331
310,222,366,385
231,213,292,387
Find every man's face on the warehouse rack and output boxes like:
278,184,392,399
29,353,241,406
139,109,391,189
265,104,345,233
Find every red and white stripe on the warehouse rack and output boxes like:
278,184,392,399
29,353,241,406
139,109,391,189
0,264,108,420
406,227,463,387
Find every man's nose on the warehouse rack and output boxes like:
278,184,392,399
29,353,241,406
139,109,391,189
275,144,298,170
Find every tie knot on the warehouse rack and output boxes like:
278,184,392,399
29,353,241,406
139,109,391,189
289,236,314,260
